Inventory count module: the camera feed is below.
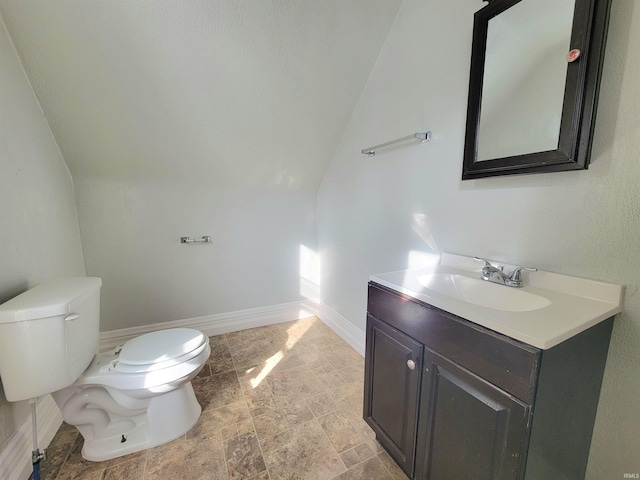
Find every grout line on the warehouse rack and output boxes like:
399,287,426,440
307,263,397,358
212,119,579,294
243,369,271,480
222,428,233,480
225,328,272,480
378,454,394,479
52,430,78,480
140,450,149,480
248,412,270,479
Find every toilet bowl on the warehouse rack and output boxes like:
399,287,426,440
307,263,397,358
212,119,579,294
0,277,211,462
52,328,211,461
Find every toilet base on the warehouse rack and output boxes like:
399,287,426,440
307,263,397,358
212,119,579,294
75,382,202,462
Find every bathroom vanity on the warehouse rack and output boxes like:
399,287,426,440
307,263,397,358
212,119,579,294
363,254,623,480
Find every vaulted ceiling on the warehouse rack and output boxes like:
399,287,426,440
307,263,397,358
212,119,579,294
0,0,402,190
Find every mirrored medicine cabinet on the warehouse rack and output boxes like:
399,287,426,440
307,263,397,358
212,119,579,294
462,0,612,180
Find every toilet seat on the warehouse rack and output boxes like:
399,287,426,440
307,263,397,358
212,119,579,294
76,328,210,391
114,328,208,374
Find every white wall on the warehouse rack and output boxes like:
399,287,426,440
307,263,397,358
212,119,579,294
0,16,84,458
317,1,640,477
0,0,402,333
75,177,318,331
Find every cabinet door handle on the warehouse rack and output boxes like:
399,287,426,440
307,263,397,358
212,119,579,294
407,359,416,370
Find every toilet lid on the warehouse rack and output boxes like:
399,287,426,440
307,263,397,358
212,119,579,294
115,328,207,373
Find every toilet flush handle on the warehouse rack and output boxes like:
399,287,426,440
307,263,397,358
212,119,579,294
64,313,81,322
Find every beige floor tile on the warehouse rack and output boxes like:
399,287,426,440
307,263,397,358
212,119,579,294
366,439,388,455
192,370,243,411
332,457,393,480
340,448,362,469
186,400,251,440
40,426,78,480
236,365,263,390
349,416,377,440
50,427,80,448
311,363,337,375
209,342,236,375
315,368,348,389
377,451,410,480
268,353,306,373
303,334,339,348
305,392,340,417
324,347,363,371
243,384,278,417
195,362,212,379
245,471,271,480
353,442,375,461
329,383,365,422
267,365,327,400
224,431,267,479
336,365,365,385
253,397,315,440
57,469,105,480
220,418,254,440
145,435,227,480
225,328,268,351
257,325,292,345
102,457,147,480
288,344,330,369
317,410,364,453
209,334,229,348
260,420,346,480
231,337,285,370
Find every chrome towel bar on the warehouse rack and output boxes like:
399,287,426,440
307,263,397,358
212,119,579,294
361,131,431,157
180,236,211,244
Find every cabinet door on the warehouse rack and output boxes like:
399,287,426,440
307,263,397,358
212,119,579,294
416,349,531,480
364,315,423,477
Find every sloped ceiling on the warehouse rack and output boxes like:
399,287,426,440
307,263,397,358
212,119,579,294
0,0,402,190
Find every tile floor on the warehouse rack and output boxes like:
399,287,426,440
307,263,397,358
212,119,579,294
39,317,409,480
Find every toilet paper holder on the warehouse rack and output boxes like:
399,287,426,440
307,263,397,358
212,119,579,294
180,236,212,244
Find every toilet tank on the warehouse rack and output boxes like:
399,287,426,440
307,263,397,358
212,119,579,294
0,277,102,402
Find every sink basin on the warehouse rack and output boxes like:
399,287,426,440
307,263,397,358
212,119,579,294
417,273,551,312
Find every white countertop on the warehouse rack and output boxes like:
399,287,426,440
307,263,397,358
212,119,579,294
369,253,624,350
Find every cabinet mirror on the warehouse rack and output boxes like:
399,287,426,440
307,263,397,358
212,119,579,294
462,0,612,180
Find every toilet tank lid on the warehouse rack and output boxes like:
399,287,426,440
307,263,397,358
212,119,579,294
118,328,207,366
0,277,102,324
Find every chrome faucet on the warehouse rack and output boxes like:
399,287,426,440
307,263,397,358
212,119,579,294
474,257,537,288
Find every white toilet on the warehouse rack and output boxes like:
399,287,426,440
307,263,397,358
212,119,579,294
0,277,211,461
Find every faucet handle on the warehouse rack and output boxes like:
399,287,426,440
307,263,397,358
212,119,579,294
509,266,537,284
474,257,497,281
473,257,492,268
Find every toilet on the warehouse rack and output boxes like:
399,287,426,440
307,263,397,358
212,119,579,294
0,277,211,461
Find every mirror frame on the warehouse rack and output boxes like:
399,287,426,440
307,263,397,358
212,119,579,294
462,0,612,180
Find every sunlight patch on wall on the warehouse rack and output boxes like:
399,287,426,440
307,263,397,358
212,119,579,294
412,213,439,252
407,212,441,273
299,244,321,302
407,250,441,270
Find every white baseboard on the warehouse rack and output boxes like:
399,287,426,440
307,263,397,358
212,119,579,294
314,303,366,356
99,300,366,355
0,395,62,480
99,300,322,350
1,299,366,480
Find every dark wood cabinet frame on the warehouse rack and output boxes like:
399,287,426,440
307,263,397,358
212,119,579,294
462,0,612,180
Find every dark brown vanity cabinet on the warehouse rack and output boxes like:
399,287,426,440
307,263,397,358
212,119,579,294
416,349,530,479
364,315,423,474
364,282,613,480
